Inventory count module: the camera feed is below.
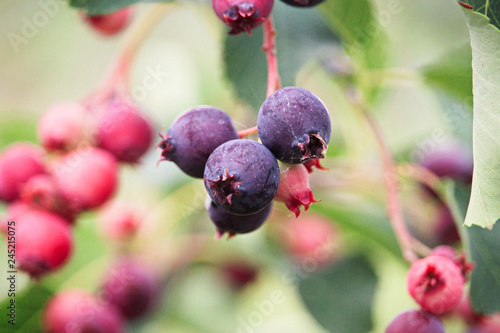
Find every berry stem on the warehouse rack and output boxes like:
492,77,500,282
263,16,281,97
84,3,172,108
238,126,258,138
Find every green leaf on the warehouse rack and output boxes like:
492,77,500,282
462,1,500,30
461,7,500,228
446,181,500,314
0,285,53,333
298,256,377,333
68,0,168,15
224,2,337,110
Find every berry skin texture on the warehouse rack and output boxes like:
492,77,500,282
0,143,46,202
204,139,280,215
212,0,273,35
53,147,118,210
101,258,159,319
207,198,272,238
96,99,154,163
385,309,445,333
274,163,318,217
407,255,464,315
158,106,239,178
38,102,88,152
44,289,125,333
15,209,73,279
82,7,133,36
279,0,324,7
258,87,332,164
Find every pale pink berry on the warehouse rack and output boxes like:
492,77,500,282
82,7,133,36
99,200,143,240
407,255,464,314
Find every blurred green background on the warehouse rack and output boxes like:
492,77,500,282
0,0,474,332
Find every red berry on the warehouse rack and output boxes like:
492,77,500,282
99,200,143,240
274,163,319,217
38,102,88,151
100,258,159,319
82,7,133,36
44,289,125,333
430,246,474,280
385,309,445,333
468,317,500,333
282,215,336,264
53,147,118,210
221,262,259,290
212,0,274,35
15,209,73,279
0,143,46,202
96,99,154,163
407,255,464,314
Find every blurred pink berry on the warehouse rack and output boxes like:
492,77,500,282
222,262,259,290
0,143,46,202
274,164,319,217
407,255,464,315
53,147,118,210
99,200,143,240
44,289,125,333
82,7,133,36
38,102,88,151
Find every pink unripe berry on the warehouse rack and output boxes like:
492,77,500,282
0,143,46,202
274,164,319,217
53,147,118,210
0,201,30,234
407,255,464,315
99,200,143,240
44,289,125,333
100,258,159,319
38,102,88,151
96,99,154,163
82,7,133,36
212,0,274,35
15,209,73,279
385,309,444,333
468,317,500,333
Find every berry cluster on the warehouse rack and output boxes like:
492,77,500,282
158,86,332,238
0,96,154,279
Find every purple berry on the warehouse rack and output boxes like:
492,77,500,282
101,258,159,319
206,197,272,237
212,0,274,35
279,0,324,7
386,309,444,333
204,139,280,215
158,106,239,178
257,87,332,164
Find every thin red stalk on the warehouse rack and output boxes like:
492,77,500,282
263,17,281,97
238,126,258,138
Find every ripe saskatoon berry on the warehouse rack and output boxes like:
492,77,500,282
407,255,464,315
15,209,73,278
96,98,154,163
44,289,125,333
38,102,88,151
99,200,143,241
82,7,133,36
101,258,159,319
385,309,445,333
158,106,239,178
53,147,118,210
258,86,332,164
274,163,318,217
279,0,324,7
212,0,273,35
20,174,77,223
204,139,280,215
0,143,46,202
206,198,272,238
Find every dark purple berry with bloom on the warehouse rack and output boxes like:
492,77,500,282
279,0,324,7
212,0,274,35
206,197,272,238
258,87,332,164
204,139,280,215
158,106,239,178
386,309,445,333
